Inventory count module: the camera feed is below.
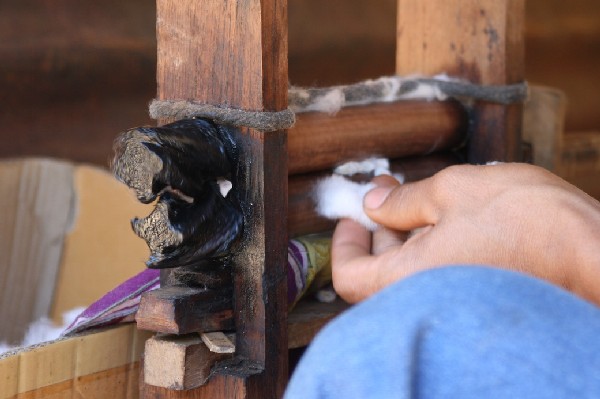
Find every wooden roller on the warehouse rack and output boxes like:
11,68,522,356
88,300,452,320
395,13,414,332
288,153,460,236
288,100,467,175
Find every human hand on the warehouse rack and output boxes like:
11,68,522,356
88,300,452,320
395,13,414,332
332,163,600,304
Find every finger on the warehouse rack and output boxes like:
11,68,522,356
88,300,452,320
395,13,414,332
332,218,371,266
370,174,401,188
364,176,441,231
372,226,407,256
331,219,382,303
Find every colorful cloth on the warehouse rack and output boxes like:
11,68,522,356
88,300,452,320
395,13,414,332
63,236,332,336
62,269,160,336
288,234,332,308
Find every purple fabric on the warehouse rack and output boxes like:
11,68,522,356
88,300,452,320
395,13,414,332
62,240,317,336
288,239,311,305
62,268,160,336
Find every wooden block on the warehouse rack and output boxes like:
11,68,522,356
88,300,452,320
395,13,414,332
144,334,233,390
136,286,234,334
201,332,235,354
288,100,467,174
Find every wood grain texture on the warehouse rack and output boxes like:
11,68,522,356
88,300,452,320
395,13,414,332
288,298,350,349
144,334,233,390
1,324,150,399
157,0,261,110
396,0,525,162
140,371,247,399
288,100,467,174
153,0,289,398
10,362,140,399
288,153,460,237
135,287,234,335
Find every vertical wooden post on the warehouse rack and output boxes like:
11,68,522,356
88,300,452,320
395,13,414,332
396,0,525,163
142,0,289,398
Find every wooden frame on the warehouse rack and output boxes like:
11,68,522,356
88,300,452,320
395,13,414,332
139,0,524,398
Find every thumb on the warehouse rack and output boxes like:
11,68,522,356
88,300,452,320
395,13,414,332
364,177,440,231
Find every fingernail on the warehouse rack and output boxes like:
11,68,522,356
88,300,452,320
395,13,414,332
364,187,393,210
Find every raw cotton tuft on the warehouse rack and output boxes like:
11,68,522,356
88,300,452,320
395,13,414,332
314,175,378,231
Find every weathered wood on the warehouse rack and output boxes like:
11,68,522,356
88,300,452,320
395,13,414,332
288,298,350,349
136,286,234,334
201,332,236,354
288,153,460,237
288,100,467,174
140,368,248,399
150,0,289,398
396,0,525,163
144,334,233,390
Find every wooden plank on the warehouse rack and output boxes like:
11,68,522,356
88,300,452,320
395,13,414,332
200,333,235,354
1,324,148,399
288,100,467,174
11,362,140,399
288,153,460,237
153,0,289,397
140,370,247,399
288,298,350,349
74,324,136,377
17,339,76,394
0,354,19,398
136,286,234,335
396,0,525,162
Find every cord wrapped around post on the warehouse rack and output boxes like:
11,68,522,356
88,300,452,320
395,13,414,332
149,101,296,132
149,75,529,130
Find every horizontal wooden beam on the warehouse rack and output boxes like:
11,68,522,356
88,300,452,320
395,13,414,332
288,153,459,237
288,100,467,174
288,298,349,349
136,286,233,334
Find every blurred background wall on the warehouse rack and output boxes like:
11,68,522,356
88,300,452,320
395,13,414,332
1,0,598,168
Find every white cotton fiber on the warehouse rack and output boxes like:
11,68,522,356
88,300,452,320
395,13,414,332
314,175,378,231
333,157,390,177
310,88,345,114
0,307,85,354
21,307,84,347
